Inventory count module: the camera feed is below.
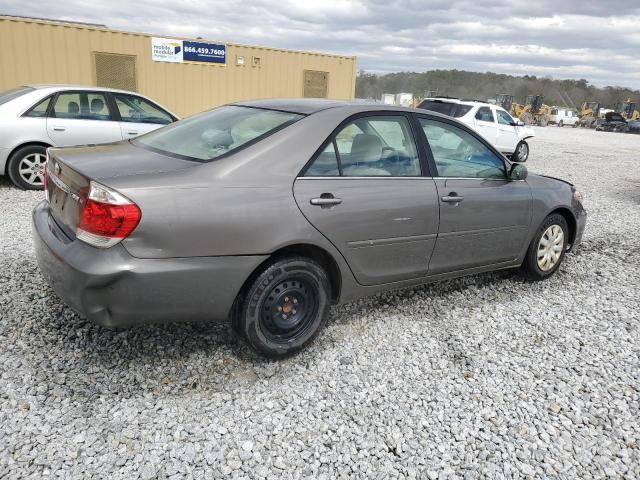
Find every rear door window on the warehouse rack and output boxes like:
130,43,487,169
52,92,112,121
475,107,494,123
304,115,421,177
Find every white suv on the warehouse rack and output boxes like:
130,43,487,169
0,85,178,189
417,98,535,162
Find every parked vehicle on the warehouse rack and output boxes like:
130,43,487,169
417,97,535,161
595,112,628,132
550,108,579,127
0,84,178,189
33,99,586,357
627,119,640,134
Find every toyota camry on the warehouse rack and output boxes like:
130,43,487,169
33,99,587,357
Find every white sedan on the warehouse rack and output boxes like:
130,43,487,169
0,85,178,189
417,98,535,162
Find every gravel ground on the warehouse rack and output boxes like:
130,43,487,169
1,127,639,479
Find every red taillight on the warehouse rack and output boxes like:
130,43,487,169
76,181,141,248
79,199,141,238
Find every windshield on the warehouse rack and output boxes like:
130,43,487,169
417,100,472,118
135,106,303,161
0,86,34,106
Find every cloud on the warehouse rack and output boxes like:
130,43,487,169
2,0,640,87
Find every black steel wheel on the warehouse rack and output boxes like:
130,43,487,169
233,256,331,357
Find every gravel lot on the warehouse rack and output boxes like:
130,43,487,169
1,127,639,479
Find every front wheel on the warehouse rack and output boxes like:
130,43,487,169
233,257,331,357
558,120,564,127
7,145,48,190
512,140,529,162
522,214,569,280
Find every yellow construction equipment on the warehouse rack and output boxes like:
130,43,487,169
511,95,552,126
577,101,601,128
615,99,640,121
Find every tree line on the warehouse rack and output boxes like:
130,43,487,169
356,70,640,109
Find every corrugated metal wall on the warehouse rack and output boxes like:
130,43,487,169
0,16,357,117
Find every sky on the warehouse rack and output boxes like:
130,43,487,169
2,0,640,88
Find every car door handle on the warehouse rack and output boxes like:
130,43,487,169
126,131,139,135
52,127,66,131
441,194,464,203
310,195,342,207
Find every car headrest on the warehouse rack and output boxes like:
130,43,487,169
68,102,79,114
90,98,105,113
351,133,382,164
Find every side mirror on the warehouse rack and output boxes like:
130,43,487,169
510,120,525,127
509,163,528,181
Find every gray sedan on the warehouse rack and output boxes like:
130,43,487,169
32,99,587,357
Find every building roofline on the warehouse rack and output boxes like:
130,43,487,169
0,15,357,60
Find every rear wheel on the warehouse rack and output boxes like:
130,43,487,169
522,214,568,280
7,145,48,190
233,257,331,357
558,120,564,127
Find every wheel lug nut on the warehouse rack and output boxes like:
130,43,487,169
284,297,289,302
292,310,297,315
293,298,298,304
277,306,282,312
282,314,288,320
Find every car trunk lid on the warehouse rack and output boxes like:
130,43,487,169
46,141,198,238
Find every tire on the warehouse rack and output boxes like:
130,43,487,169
558,120,563,127
521,214,569,281
512,140,529,162
232,256,331,358
7,145,48,190
520,112,534,125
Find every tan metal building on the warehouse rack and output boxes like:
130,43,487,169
0,16,357,117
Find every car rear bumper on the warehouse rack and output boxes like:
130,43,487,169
32,201,268,327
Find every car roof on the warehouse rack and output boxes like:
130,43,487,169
233,98,453,118
25,84,137,94
232,98,380,115
421,97,492,108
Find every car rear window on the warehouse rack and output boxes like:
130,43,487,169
417,100,472,118
0,86,35,106
135,106,303,161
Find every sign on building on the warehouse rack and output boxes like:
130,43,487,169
151,37,226,65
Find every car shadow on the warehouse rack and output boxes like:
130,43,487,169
5,252,553,401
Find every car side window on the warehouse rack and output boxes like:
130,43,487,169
52,92,112,121
24,96,52,118
304,115,421,177
475,107,494,123
420,118,506,179
114,94,173,125
496,110,513,125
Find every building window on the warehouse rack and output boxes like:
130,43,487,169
94,52,137,92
